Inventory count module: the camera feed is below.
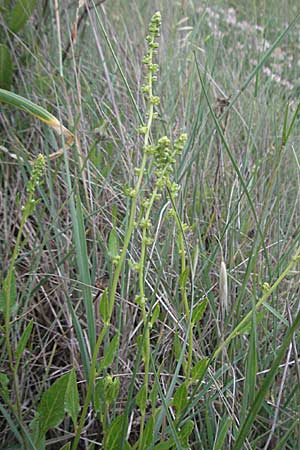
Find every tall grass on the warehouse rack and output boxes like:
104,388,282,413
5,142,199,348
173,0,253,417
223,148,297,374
1,1,300,449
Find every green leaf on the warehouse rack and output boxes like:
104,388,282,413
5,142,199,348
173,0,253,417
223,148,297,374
173,332,181,361
0,372,9,401
173,383,188,414
233,309,300,450
149,382,158,407
15,320,33,368
136,383,147,413
179,268,189,288
178,419,194,448
214,416,231,450
37,372,69,436
152,440,174,450
94,377,105,414
150,304,160,327
5,0,37,33
89,146,102,168
108,228,119,259
59,443,71,450
192,298,208,324
99,288,109,323
140,416,154,450
105,376,120,404
0,45,13,90
99,334,119,371
0,270,17,317
65,369,80,427
105,415,128,450
191,357,209,382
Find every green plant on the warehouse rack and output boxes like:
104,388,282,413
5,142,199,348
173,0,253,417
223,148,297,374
0,0,37,89
2,3,300,449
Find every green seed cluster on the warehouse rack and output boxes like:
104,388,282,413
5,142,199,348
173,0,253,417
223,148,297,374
27,154,46,195
141,11,161,103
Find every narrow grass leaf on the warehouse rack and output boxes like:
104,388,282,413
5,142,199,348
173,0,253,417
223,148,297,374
0,88,74,144
233,309,300,450
213,416,231,450
74,192,96,354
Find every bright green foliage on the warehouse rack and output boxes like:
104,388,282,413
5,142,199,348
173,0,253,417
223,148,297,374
99,289,110,323
36,372,70,437
173,383,188,414
105,415,131,450
99,334,119,370
15,320,33,369
65,369,80,428
191,298,208,324
0,270,16,317
4,0,37,32
0,44,12,89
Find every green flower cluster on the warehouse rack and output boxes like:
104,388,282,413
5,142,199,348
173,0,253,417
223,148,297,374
146,133,188,192
27,154,46,195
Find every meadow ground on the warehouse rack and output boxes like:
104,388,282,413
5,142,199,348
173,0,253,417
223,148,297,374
1,1,300,449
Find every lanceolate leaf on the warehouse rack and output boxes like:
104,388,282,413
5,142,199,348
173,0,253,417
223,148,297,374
173,383,188,414
192,298,208,324
108,228,119,259
140,416,154,450
65,369,80,427
105,415,128,450
37,372,70,436
99,288,109,323
99,334,119,371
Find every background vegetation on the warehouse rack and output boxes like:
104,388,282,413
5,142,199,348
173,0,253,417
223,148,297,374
1,0,300,449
